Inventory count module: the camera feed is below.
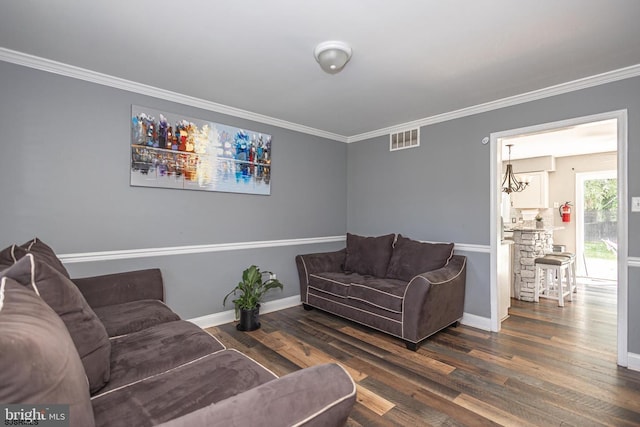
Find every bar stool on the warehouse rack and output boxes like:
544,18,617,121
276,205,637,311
553,252,577,294
534,254,573,307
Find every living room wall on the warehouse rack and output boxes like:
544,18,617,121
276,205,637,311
0,61,347,319
347,75,640,354
2,58,640,356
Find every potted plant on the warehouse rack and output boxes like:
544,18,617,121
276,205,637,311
223,265,283,331
535,214,544,229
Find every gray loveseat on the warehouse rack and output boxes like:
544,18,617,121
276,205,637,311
0,238,356,427
296,233,466,351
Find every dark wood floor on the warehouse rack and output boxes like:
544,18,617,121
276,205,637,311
207,282,640,426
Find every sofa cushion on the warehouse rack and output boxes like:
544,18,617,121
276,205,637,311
93,299,181,337
347,277,409,314
1,254,111,394
101,320,225,394
308,272,355,297
344,233,395,277
91,349,277,427
0,277,95,427
386,234,454,282
156,363,356,427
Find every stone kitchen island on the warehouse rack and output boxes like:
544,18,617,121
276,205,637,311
510,225,559,302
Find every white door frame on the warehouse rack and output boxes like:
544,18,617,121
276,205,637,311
489,109,628,367
575,170,617,277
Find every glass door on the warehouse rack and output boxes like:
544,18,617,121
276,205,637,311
576,171,617,280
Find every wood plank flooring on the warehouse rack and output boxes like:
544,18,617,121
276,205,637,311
207,282,640,426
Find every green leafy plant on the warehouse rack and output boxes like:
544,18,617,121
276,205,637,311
535,214,543,222
223,265,283,319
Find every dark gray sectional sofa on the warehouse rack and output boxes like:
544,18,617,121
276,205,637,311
0,238,356,427
296,233,466,350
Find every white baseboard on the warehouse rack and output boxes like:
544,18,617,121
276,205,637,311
460,312,492,331
188,295,302,329
627,352,640,371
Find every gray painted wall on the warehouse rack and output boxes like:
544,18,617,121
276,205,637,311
347,75,640,352
2,59,639,353
0,61,347,318
64,241,346,318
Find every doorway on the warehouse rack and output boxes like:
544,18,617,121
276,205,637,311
576,171,618,281
489,110,628,366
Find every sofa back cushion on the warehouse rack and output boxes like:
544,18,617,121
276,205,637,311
344,233,395,277
1,254,111,394
386,234,454,282
0,277,95,427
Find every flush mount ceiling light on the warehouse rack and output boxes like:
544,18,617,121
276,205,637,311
502,144,530,194
314,41,352,74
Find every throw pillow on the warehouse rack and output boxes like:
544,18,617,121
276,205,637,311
1,254,111,394
344,233,395,277
20,237,71,279
0,238,70,279
386,234,454,282
0,277,95,427
0,244,26,268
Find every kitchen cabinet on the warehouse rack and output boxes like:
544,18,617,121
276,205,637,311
510,171,548,208
498,240,513,322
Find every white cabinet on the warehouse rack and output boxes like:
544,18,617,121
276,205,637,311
498,241,513,322
510,171,548,208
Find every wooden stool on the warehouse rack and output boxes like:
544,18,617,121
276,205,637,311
534,255,573,307
553,252,577,293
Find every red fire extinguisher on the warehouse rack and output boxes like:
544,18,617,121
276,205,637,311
559,202,572,223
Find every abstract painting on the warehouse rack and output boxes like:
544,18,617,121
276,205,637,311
130,105,272,195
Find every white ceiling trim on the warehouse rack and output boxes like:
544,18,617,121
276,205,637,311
347,63,640,143
0,47,348,143
1,47,639,145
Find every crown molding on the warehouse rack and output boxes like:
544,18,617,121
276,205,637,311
347,63,640,143
2,47,639,145
0,47,348,143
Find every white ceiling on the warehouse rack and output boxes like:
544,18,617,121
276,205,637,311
1,0,640,138
501,118,618,160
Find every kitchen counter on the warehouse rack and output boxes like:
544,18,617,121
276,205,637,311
511,228,555,302
506,225,564,232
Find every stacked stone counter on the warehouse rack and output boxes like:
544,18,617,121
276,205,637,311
512,227,554,302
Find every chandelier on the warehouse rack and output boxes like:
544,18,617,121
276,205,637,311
502,144,529,194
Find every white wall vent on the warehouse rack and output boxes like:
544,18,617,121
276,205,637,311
390,128,420,151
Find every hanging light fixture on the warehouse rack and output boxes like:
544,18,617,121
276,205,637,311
502,144,529,194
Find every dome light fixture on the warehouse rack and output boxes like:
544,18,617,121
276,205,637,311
314,41,352,74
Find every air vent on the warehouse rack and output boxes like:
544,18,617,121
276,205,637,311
390,128,419,151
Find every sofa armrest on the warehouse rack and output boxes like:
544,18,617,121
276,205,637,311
156,363,356,427
402,255,467,342
295,249,346,302
72,268,164,309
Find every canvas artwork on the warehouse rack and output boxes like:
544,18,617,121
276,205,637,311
130,105,272,195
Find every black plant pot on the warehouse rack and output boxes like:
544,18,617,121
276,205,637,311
237,305,261,331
